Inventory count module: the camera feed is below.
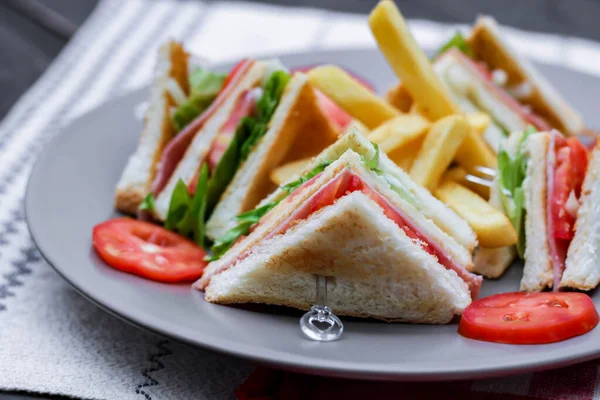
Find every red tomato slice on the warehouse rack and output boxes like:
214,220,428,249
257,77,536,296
221,59,250,94
459,292,599,344
551,137,588,240
92,219,208,283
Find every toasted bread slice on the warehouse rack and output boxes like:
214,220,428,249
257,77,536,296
204,190,471,324
152,61,267,220
560,140,600,290
520,133,553,291
115,40,189,214
468,16,583,136
205,73,338,240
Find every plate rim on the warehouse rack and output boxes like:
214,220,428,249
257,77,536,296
25,47,600,381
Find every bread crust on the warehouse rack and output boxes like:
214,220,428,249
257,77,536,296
468,16,583,135
520,133,553,291
115,41,189,215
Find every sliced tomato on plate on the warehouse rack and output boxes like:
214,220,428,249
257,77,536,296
459,292,599,344
551,137,588,240
92,218,208,283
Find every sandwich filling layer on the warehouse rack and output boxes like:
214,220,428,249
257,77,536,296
436,49,550,135
203,168,482,297
187,87,261,193
151,60,254,196
498,129,588,290
546,132,588,289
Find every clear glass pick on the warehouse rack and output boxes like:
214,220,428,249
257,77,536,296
299,275,344,341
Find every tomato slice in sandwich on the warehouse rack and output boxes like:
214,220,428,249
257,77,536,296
551,137,588,241
459,292,599,344
92,219,208,283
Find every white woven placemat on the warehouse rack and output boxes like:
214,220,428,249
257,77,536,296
2,1,600,398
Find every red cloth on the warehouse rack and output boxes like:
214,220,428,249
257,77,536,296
237,360,600,400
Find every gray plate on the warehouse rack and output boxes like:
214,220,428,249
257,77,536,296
26,49,600,381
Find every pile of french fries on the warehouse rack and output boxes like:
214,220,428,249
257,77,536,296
270,0,517,250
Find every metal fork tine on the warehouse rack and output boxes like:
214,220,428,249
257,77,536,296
473,165,496,178
465,174,493,188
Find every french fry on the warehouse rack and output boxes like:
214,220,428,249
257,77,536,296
369,0,459,120
389,137,424,171
369,1,497,173
466,112,491,135
435,181,517,248
385,82,413,112
270,158,312,186
409,115,469,190
307,65,400,129
455,128,498,171
368,114,429,170
442,166,490,199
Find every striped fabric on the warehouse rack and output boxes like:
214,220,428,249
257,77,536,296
2,0,600,399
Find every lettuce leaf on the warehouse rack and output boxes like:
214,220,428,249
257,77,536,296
497,126,537,258
207,160,331,261
138,193,156,212
164,179,191,231
172,68,226,132
363,142,381,172
163,164,210,246
435,32,475,59
177,164,209,246
202,70,291,218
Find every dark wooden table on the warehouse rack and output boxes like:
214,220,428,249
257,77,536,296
2,0,600,398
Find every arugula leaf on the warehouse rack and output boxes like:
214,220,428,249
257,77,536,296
256,71,291,120
497,126,538,258
435,32,475,59
239,71,291,162
236,202,280,224
208,221,255,262
280,161,331,192
205,117,254,216
138,193,156,212
172,68,226,132
239,118,267,163
201,71,292,219
164,180,191,230
207,161,331,261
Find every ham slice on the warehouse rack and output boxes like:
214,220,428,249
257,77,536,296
447,49,551,131
150,60,254,196
202,169,482,297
